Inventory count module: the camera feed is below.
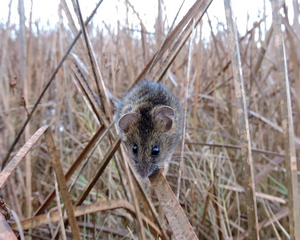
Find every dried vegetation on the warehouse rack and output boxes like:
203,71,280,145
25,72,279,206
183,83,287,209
0,0,300,239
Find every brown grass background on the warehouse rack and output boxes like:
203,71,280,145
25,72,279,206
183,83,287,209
0,0,300,239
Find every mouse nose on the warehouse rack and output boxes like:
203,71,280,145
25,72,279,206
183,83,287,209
140,171,148,178
140,168,150,178
138,162,151,178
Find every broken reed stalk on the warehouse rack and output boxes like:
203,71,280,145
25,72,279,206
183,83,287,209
0,126,48,188
224,0,259,239
54,173,67,240
128,163,169,240
44,128,81,240
270,1,300,239
149,171,198,240
0,213,17,239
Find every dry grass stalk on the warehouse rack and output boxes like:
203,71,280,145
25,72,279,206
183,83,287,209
18,0,32,220
71,63,106,126
148,0,200,75
177,18,196,199
149,171,198,239
0,212,17,239
34,124,105,215
54,173,67,240
270,1,300,239
120,145,146,240
10,199,162,235
154,0,213,82
51,137,121,239
44,128,81,240
129,0,212,90
1,0,104,169
0,126,48,188
74,138,120,206
73,0,112,119
224,0,259,239
129,163,169,240
1,0,300,239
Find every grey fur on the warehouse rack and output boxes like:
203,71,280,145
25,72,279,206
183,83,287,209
116,80,183,178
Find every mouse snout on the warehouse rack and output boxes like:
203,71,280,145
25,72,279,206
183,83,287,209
136,161,156,178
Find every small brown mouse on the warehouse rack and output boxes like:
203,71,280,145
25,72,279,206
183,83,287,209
116,80,182,178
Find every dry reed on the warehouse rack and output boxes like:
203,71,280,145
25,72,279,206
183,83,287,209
0,0,299,239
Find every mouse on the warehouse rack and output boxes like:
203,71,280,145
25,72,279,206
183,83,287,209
116,80,183,178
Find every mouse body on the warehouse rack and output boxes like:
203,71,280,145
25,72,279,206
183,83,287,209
116,80,182,178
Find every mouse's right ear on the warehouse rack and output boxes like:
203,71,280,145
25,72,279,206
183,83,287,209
118,113,138,133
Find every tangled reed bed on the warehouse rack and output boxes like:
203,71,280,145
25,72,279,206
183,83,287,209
0,0,300,239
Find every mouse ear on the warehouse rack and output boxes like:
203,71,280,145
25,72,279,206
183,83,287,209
155,106,174,132
118,113,139,133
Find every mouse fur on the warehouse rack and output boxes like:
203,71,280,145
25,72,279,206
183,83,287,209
116,80,182,178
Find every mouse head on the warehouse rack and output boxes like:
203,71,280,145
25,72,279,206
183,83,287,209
118,106,175,178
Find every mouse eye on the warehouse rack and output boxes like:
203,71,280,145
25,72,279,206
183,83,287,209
132,144,138,154
151,145,160,156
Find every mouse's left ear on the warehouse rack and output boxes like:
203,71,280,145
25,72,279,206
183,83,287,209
155,106,174,132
